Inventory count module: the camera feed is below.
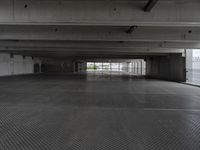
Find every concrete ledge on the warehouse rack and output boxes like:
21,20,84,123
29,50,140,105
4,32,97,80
182,82,200,88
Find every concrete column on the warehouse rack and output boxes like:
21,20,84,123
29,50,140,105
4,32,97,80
136,60,138,74
135,61,137,74
135,62,137,74
10,57,14,75
140,60,143,75
137,60,139,75
77,63,80,72
138,60,141,75
73,63,76,73
131,62,133,73
142,60,146,75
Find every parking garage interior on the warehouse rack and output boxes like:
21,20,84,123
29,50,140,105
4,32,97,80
0,0,200,150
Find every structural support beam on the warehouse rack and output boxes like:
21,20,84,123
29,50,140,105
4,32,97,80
144,0,159,12
0,47,184,54
0,40,199,49
0,26,199,42
0,0,199,27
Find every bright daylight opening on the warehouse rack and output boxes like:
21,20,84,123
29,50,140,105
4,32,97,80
186,49,200,85
86,59,146,75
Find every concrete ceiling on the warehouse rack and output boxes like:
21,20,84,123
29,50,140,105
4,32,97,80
0,0,199,59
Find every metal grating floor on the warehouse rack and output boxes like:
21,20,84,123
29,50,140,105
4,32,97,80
0,73,200,150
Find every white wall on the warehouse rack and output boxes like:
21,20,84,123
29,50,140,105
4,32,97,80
0,53,11,76
0,53,39,76
24,56,34,74
13,55,24,75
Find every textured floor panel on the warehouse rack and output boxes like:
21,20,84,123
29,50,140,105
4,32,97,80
0,73,200,150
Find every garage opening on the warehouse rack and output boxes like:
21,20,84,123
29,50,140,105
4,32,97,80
186,49,200,85
41,64,46,72
86,59,146,76
34,63,40,73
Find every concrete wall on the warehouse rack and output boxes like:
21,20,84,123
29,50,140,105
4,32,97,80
146,54,186,82
0,53,41,76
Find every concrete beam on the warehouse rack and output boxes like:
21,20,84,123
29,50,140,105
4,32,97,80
0,40,200,49
144,0,159,12
0,26,199,42
0,0,200,27
3,51,171,59
0,47,184,54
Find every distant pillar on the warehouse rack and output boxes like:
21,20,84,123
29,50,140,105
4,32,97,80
132,62,134,73
140,60,143,75
135,62,137,74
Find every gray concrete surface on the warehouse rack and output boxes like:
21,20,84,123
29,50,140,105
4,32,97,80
146,54,186,82
0,73,200,150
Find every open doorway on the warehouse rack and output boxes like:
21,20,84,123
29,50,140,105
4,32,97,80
34,64,40,73
186,49,200,85
86,59,146,76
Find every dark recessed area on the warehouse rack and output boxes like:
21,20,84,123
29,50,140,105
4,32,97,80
24,4,28,8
